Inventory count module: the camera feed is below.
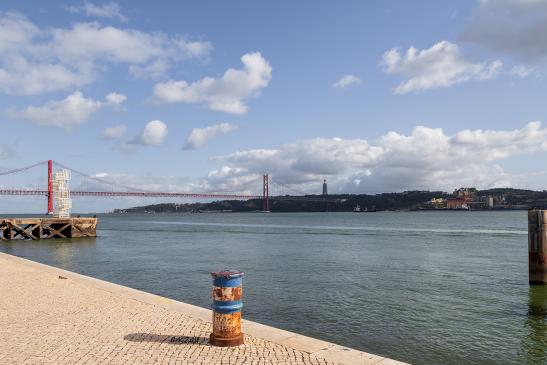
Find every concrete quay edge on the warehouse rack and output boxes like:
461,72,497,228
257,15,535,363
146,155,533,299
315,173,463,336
0,252,409,365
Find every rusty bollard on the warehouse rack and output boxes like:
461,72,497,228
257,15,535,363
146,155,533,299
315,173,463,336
210,270,245,347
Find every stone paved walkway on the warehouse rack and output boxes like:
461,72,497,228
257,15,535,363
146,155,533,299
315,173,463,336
0,253,407,365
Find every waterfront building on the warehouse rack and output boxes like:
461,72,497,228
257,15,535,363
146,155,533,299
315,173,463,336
322,179,328,196
453,187,476,201
430,197,446,208
447,197,465,209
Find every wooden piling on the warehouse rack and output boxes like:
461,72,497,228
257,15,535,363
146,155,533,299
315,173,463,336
0,217,97,240
528,210,547,284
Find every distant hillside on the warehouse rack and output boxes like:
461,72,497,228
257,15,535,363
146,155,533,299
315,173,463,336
112,188,547,214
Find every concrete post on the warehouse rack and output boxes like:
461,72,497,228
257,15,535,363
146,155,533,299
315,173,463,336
528,210,547,284
210,270,244,347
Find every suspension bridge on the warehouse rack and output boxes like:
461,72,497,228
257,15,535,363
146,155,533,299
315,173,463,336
0,160,336,214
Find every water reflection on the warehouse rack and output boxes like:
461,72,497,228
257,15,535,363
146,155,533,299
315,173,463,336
49,238,97,268
521,285,547,364
0,237,96,271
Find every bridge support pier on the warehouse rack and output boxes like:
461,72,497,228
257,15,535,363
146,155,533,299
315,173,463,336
528,209,547,284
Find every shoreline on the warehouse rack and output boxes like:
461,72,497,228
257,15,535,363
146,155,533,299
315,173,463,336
0,252,407,365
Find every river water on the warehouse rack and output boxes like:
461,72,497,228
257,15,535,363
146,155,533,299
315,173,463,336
1,211,546,365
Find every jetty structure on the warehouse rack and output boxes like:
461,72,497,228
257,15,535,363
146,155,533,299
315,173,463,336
1,168,97,240
0,217,97,240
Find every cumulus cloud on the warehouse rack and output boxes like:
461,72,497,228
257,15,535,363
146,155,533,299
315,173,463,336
133,120,168,146
72,122,547,196
333,75,361,89
9,91,126,129
100,124,127,140
0,11,212,95
153,52,272,114
183,123,236,150
381,41,502,94
67,1,127,21
0,57,93,96
202,122,547,194
462,0,547,62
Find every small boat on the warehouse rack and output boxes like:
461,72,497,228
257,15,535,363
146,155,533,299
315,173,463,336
353,204,362,212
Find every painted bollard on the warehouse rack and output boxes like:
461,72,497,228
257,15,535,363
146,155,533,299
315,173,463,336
210,270,245,346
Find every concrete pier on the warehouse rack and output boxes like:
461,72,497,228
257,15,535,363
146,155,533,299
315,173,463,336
528,210,547,284
0,252,407,365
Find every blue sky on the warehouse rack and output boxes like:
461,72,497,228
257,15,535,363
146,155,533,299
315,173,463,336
1,0,547,212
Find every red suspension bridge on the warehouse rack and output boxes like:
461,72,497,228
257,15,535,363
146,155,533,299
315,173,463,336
0,160,335,214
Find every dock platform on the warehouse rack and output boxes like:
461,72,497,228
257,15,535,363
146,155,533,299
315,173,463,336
0,217,97,240
0,252,407,365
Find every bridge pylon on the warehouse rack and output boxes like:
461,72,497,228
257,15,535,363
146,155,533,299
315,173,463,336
47,160,53,215
262,174,269,212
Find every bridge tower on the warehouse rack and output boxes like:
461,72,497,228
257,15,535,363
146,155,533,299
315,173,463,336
47,160,53,215
262,174,269,212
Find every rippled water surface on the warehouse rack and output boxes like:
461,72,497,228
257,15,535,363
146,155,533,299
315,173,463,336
1,211,546,365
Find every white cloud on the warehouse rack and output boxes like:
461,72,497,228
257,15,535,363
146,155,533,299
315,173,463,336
101,124,127,140
63,122,547,197
153,52,272,114
381,41,502,94
462,0,547,62
50,22,211,65
0,11,38,52
333,75,361,89
203,122,547,194
510,65,534,78
105,92,127,105
183,123,236,150
0,57,93,96
67,1,127,21
134,120,168,146
10,91,102,129
0,11,212,95
9,91,125,129
0,12,89,95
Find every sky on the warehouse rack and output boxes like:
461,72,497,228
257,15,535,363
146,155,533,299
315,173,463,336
2,0,547,212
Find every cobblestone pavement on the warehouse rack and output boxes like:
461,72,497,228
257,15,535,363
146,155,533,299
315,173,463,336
0,255,338,365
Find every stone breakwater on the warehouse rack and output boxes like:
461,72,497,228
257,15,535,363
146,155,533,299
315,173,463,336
0,252,408,365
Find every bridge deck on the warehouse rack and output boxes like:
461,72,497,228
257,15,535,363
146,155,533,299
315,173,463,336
0,217,97,240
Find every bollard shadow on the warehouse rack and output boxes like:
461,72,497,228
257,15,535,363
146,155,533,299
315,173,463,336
124,333,209,345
